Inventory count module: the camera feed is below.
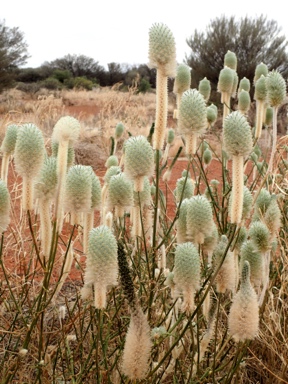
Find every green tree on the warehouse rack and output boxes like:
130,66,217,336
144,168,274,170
0,19,29,92
185,15,288,90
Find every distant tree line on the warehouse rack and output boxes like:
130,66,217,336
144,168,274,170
1,15,288,95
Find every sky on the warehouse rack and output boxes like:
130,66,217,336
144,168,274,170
3,0,288,69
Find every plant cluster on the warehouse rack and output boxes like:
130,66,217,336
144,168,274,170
0,22,287,384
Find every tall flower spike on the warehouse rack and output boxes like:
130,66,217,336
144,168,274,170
106,172,133,218
64,165,92,226
149,23,176,150
174,173,194,203
238,77,250,93
206,104,218,129
34,156,58,261
254,75,267,139
82,225,118,309
239,241,263,289
186,195,214,245
228,261,259,342
223,111,253,224
124,135,154,192
173,63,191,119
198,77,211,102
224,50,237,70
14,123,45,211
0,124,18,183
178,89,207,157
238,89,250,115
52,116,80,230
213,235,236,293
254,62,268,84
217,66,234,121
0,179,10,232
173,242,200,313
176,198,190,244
266,70,286,172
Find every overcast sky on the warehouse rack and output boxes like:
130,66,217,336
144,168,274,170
3,0,288,69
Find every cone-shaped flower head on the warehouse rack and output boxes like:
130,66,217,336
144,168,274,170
176,198,190,243
248,221,270,253
266,70,286,107
64,165,92,216
35,156,58,201
238,77,250,93
265,106,273,126
178,89,207,155
186,195,214,244
173,63,191,94
254,62,268,84
223,111,253,157
104,165,121,184
264,195,281,236
238,89,251,114
213,235,235,293
207,104,218,125
179,89,207,136
122,308,152,380
84,225,118,308
203,147,212,166
0,124,18,155
124,135,154,191
199,77,211,102
217,66,234,94
115,122,125,140
224,50,237,70
0,179,10,232
254,75,267,101
240,241,263,287
105,155,118,168
228,261,259,342
173,242,200,312
174,174,194,203
167,128,175,144
14,123,45,179
52,116,80,144
106,172,133,216
148,23,176,77
253,188,271,221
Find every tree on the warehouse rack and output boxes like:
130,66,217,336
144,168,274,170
0,19,30,92
185,15,288,90
43,54,106,84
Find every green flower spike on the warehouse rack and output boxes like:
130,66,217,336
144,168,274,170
149,23,176,150
248,221,270,254
82,225,118,309
34,156,58,261
173,63,191,119
14,123,45,211
224,50,237,70
64,165,92,226
178,89,207,157
52,116,80,230
186,195,214,245
174,174,194,204
114,122,125,154
124,135,154,192
265,106,273,126
173,242,200,314
217,66,235,121
0,124,18,183
238,89,251,115
206,104,218,129
176,198,190,244
199,77,211,102
238,77,250,93
254,62,268,84
254,75,267,139
105,155,118,168
106,172,133,218
240,240,263,289
223,111,253,224
0,179,10,232
264,195,281,237
162,128,175,163
203,147,212,166
266,71,287,172
213,235,236,293
228,261,259,342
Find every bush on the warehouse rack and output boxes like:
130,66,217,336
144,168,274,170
64,76,95,90
137,78,151,93
41,77,63,90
